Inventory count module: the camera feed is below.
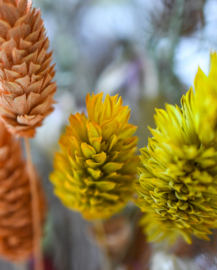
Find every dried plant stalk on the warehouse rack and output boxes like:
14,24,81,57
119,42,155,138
93,220,112,270
24,138,45,270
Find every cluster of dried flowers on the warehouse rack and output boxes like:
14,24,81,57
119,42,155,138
50,51,217,248
1,0,217,267
49,47,217,250
0,0,56,265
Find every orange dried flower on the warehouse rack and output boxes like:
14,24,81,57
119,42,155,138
0,0,56,137
0,121,45,262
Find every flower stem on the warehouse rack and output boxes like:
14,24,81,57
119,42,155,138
93,220,113,270
24,138,43,270
15,263,26,270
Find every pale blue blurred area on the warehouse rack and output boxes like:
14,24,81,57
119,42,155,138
174,0,217,87
31,0,215,101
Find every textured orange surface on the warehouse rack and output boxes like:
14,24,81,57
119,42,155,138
0,0,56,137
0,121,45,262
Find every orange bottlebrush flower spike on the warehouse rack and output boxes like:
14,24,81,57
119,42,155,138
0,121,45,262
0,0,56,138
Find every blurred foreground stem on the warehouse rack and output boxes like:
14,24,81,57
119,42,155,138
94,221,113,270
24,138,43,270
16,263,26,270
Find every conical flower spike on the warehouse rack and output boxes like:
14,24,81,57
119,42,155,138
0,0,56,137
0,121,45,262
136,53,217,244
50,93,139,220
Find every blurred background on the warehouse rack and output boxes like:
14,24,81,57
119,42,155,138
33,0,215,151
2,0,217,269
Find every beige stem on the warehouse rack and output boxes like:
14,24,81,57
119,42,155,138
93,220,113,270
16,262,26,270
24,138,43,270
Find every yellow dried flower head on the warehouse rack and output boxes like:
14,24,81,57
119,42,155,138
0,0,56,138
136,54,217,244
50,93,139,220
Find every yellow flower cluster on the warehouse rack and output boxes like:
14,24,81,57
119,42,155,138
50,93,139,220
136,53,217,244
